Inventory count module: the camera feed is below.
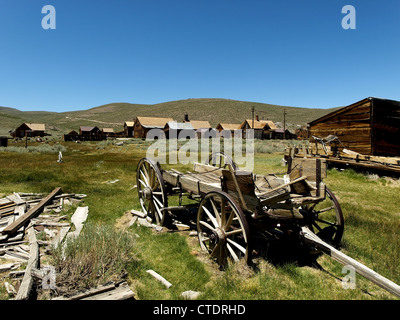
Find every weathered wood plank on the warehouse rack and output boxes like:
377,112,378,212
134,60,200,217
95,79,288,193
146,269,172,288
15,223,39,300
2,187,62,235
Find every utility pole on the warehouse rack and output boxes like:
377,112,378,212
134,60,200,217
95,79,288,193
283,109,287,140
251,106,255,129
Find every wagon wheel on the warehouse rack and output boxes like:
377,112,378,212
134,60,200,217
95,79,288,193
304,187,344,248
136,157,168,226
207,152,238,171
197,191,251,268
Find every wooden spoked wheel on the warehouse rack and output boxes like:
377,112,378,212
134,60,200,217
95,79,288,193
136,157,168,226
304,187,344,248
197,191,251,268
207,152,238,171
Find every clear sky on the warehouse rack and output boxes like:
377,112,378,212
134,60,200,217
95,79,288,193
0,0,399,112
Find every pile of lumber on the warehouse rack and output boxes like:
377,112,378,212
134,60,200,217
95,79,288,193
0,188,135,300
0,188,83,299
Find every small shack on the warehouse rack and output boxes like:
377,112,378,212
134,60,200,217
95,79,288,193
102,128,115,138
63,130,79,142
216,123,241,138
124,122,135,137
12,123,46,138
272,128,297,140
308,97,400,156
134,117,174,139
239,118,277,139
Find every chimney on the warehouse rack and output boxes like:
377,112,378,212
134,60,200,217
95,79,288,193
256,115,259,121
184,113,189,122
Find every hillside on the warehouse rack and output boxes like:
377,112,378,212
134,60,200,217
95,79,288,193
0,99,339,137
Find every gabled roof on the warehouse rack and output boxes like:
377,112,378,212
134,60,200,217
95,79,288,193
216,123,241,130
102,128,114,133
186,120,211,130
165,121,194,130
21,123,45,131
136,116,174,128
124,121,135,127
68,130,79,135
240,119,277,130
80,126,100,132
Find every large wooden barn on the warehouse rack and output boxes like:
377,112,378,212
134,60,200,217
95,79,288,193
308,97,400,157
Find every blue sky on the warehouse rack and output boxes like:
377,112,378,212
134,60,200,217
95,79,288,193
0,0,399,112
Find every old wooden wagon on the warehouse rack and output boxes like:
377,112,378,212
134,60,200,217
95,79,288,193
136,153,400,298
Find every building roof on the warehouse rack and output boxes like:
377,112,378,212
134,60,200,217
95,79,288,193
216,123,241,130
241,119,277,130
136,116,174,128
124,121,135,127
186,120,211,130
165,121,194,130
22,123,46,131
68,130,79,135
102,128,114,133
80,126,100,132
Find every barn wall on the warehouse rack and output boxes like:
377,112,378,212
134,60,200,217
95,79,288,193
309,100,373,155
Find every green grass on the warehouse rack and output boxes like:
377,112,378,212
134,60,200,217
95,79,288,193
0,140,399,300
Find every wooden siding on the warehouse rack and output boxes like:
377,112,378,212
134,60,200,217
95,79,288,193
309,99,373,155
309,97,400,156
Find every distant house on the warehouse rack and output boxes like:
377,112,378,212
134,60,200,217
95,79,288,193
134,117,174,139
12,123,46,138
102,128,115,138
163,121,195,139
182,114,212,138
79,126,102,141
239,117,277,139
63,130,79,142
124,122,135,137
272,128,297,140
216,123,241,137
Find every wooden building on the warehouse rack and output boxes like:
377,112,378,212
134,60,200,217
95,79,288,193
124,122,134,137
12,123,46,138
272,128,297,140
79,126,102,141
133,117,174,139
63,130,79,142
102,128,115,138
239,118,277,139
308,97,400,156
295,127,311,140
163,121,195,139
216,123,241,137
